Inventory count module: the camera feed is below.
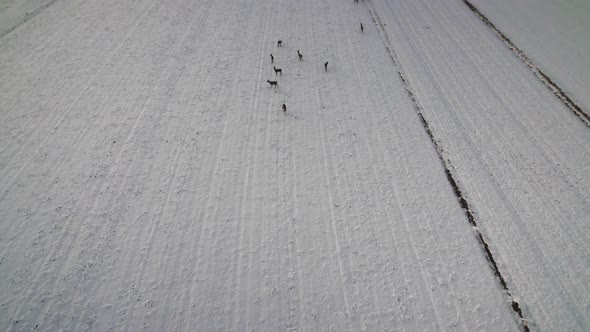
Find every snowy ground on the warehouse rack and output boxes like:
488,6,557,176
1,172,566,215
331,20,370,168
0,0,588,331
471,0,590,111
0,0,55,38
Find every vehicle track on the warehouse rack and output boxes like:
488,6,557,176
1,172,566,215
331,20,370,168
230,0,274,328
338,3,474,328
365,2,530,331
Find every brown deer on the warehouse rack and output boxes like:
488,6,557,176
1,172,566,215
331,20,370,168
267,80,278,88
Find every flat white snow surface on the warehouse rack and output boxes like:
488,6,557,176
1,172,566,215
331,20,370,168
0,0,55,37
471,0,590,112
0,0,588,331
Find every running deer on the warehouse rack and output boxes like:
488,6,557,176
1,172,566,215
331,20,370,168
273,66,282,75
297,50,303,61
267,80,278,88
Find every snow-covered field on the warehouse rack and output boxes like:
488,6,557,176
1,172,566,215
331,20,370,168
0,0,55,38
471,0,590,111
0,0,588,331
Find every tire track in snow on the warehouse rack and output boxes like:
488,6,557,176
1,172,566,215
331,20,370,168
0,0,159,251
0,64,130,264
9,2,198,328
232,0,285,328
337,1,470,328
0,0,150,168
0,0,159,201
256,10,284,325
289,113,305,330
326,2,382,321
214,0,272,328
232,27,269,329
3,70,134,329
56,0,172,252
312,67,355,328
112,5,211,329
267,3,303,322
327,40,445,329
276,1,356,328
59,3,218,322
146,4,223,329
223,3,276,328
0,13,91,158
179,0,254,328
314,2,406,326
365,3,530,331
461,0,590,128
240,53,266,332
0,65,133,329
278,2,306,328
145,2,234,327
0,0,143,118
277,97,300,330
306,0,354,326
5,1,162,326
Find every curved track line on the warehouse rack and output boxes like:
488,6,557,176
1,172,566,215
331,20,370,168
462,0,590,128
0,0,159,199
307,7,354,329
365,2,530,331
340,1,466,327
6,0,161,325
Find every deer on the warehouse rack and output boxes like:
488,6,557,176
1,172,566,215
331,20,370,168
360,23,364,32
324,62,329,72
267,80,278,88
282,103,287,114
273,66,282,75
297,50,303,61
270,54,274,63
277,40,282,47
